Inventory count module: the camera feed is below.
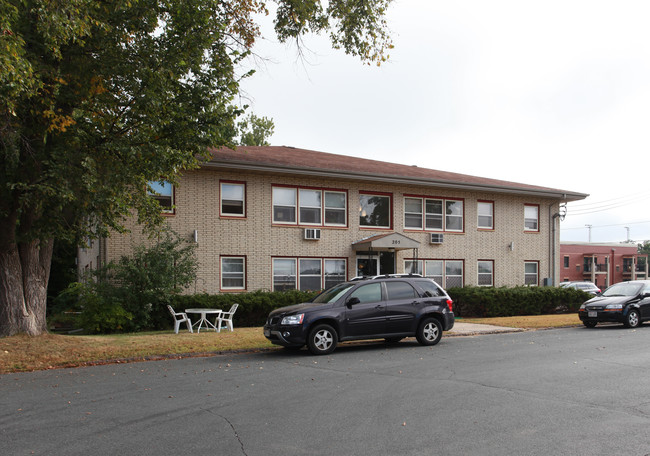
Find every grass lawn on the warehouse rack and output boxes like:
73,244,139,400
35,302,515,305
0,314,582,374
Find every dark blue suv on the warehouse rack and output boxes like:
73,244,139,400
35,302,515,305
264,276,454,355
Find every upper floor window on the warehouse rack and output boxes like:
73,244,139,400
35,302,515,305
273,187,297,224
220,181,245,217
524,204,539,232
273,186,347,226
404,196,463,232
148,181,174,213
360,192,391,229
477,201,494,230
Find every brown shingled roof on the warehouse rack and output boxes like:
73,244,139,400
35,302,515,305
206,145,587,201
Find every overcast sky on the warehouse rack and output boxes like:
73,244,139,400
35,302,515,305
239,0,650,245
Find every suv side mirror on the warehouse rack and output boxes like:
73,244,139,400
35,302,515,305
346,297,360,307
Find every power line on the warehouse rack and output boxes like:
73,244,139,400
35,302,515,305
561,220,650,231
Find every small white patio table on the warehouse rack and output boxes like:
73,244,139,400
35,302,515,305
185,309,222,333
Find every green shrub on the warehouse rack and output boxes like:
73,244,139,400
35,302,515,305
449,286,591,318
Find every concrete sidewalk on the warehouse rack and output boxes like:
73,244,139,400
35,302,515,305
448,321,525,336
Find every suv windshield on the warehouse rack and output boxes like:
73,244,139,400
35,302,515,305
312,283,355,303
602,282,643,297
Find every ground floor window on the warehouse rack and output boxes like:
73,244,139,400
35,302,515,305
221,256,245,290
273,257,347,291
404,259,464,288
478,260,494,286
525,261,539,286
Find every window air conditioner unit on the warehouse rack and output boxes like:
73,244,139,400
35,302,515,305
304,228,321,240
430,233,444,244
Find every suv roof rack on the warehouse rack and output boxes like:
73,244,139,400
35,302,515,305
350,273,423,281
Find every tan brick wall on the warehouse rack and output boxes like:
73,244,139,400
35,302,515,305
105,168,561,292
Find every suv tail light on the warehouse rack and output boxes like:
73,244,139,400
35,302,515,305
446,299,453,312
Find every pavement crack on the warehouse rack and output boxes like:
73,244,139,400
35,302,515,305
204,409,247,455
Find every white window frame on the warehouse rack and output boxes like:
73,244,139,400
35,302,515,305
220,181,245,217
272,187,297,224
525,261,539,286
477,260,494,287
477,201,494,230
524,204,539,232
324,191,347,227
299,258,322,291
273,258,297,291
404,196,463,232
221,256,245,290
404,259,423,275
299,189,322,225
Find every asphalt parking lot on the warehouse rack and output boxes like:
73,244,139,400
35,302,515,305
3,324,650,455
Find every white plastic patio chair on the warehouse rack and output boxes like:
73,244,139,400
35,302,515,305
215,303,238,332
167,305,193,334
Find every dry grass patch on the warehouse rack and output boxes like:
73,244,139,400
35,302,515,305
0,328,274,374
463,313,581,329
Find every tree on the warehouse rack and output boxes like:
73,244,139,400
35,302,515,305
238,113,275,146
0,0,394,336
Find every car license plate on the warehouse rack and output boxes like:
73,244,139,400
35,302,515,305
264,328,271,337
588,311,597,318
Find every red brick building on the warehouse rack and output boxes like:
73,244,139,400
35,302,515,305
560,242,648,288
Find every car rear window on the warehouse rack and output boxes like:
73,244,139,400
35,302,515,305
416,280,443,297
386,281,417,300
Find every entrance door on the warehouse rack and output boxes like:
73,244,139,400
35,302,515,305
356,251,395,277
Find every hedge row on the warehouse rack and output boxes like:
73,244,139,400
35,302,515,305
448,286,591,318
170,290,320,328
166,286,591,329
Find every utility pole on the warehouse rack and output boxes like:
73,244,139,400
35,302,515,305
585,224,592,242
625,226,630,243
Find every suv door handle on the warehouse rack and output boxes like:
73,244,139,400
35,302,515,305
375,305,383,310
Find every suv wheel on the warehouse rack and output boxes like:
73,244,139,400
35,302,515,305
624,309,640,328
307,324,337,355
416,317,442,346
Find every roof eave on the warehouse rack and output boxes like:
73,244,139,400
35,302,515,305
202,160,588,202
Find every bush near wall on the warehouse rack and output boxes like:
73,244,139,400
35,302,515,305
170,290,320,328
448,286,591,318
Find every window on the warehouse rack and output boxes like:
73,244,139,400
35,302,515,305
299,189,321,225
273,186,347,226
405,259,464,288
274,257,347,291
477,201,494,230
524,205,539,231
220,182,245,217
324,259,346,289
148,181,174,213
359,193,391,228
563,256,570,268
404,259,423,275
445,261,464,288
299,259,322,291
446,200,464,231
525,262,539,286
273,187,296,224
478,260,494,286
221,257,245,290
404,196,463,232
349,283,382,304
386,281,417,300
273,258,296,291
404,198,423,229
324,191,346,226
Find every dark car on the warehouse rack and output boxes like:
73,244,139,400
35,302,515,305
579,280,650,328
559,281,601,295
263,276,454,355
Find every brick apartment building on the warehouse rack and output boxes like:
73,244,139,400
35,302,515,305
78,146,588,293
560,242,649,289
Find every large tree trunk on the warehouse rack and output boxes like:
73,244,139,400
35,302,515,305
0,239,53,336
